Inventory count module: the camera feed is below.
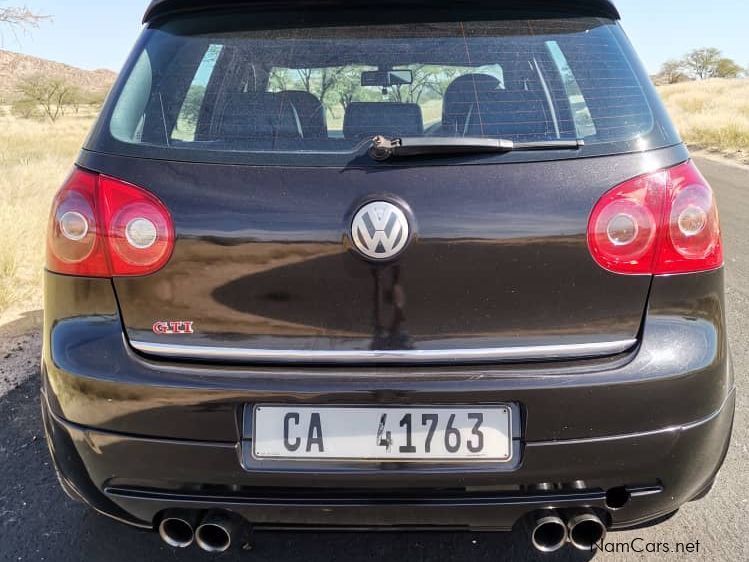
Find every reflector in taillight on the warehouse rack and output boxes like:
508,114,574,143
47,168,174,277
588,160,722,275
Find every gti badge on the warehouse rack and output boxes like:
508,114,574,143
351,201,410,260
152,321,195,335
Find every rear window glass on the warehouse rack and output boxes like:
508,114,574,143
102,16,677,165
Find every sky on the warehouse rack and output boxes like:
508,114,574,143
1,0,747,74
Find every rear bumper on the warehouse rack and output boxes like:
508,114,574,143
41,269,736,530
42,387,735,530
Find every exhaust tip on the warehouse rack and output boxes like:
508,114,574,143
567,512,607,551
531,513,568,553
158,516,194,548
196,522,232,553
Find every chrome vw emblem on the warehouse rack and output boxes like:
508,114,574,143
351,201,410,260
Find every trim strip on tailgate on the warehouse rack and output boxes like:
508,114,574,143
129,339,637,364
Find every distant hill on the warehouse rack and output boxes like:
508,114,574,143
0,50,117,103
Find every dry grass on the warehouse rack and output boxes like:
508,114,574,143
658,78,749,161
0,107,96,318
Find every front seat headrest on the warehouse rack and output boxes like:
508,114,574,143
217,92,302,141
442,74,501,135
343,102,424,140
277,90,328,138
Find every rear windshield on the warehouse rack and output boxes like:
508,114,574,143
95,15,679,166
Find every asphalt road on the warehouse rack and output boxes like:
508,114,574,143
0,156,746,562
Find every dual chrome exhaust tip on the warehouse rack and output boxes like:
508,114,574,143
195,511,240,553
158,513,196,549
531,512,568,552
566,510,608,551
159,507,606,553
530,509,607,552
158,510,240,553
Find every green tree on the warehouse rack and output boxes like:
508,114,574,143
684,48,722,79
16,74,78,122
714,58,743,79
335,66,365,115
295,68,314,93
389,66,436,104
682,48,742,80
62,85,85,115
269,71,289,93
282,66,359,118
655,59,689,85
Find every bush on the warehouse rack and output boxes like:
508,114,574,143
10,99,42,120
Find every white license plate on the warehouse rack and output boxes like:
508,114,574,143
253,406,512,461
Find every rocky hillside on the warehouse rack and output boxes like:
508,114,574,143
0,50,116,102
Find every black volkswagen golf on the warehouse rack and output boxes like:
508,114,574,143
41,0,735,554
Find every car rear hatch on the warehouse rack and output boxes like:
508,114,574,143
83,0,682,364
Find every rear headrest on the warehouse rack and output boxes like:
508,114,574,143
277,90,327,138
216,92,302,141
442,74,501,134
343,102,424,140
442,73,552,140
463,88,551,140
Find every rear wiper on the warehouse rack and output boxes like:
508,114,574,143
369,135,584,161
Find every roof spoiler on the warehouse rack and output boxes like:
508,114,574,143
143,0,620,25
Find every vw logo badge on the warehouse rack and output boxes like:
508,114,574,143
351,201,410,260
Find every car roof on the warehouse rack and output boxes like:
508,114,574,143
143,0,620,24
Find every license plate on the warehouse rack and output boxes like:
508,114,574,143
252,406,512,461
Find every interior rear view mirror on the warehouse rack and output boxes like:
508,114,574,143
361,69,413,88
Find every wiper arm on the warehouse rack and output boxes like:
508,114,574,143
369,135,584,161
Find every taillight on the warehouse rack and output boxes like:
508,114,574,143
47,168,174,277
588,160,722,275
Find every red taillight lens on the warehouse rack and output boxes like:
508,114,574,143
588,160,722,275
47,169,110,277
588,170,665,274
99,175,174,275
47,169,174,277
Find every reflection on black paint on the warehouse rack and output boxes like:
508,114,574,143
371,265,413,351
101,146,690,352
